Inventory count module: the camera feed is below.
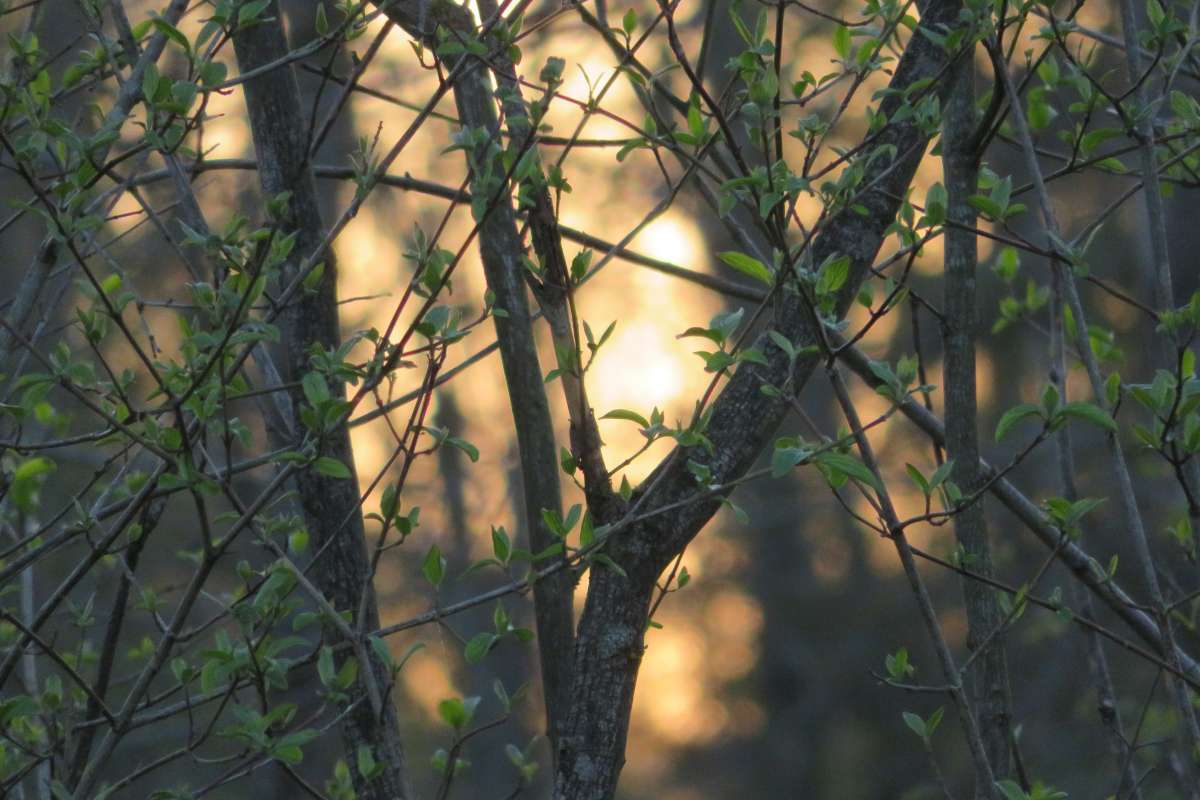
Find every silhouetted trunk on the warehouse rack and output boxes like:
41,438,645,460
942,51,1012,777
233,8,412,797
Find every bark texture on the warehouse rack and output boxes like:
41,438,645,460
444,45,576,745
232,9,412,798
942,55,1012,777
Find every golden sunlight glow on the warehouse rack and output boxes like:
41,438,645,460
572,80,629,141
637,623,729,745
704,590,762,681
401,646,459,719
566,211,721,481
200,70,251,164
849,380,897,452
348,417,397,488
923,350,999,421
634,216,703,272
335,211,404,320
589,315,703,484
859,467,943,574
594,320,685,406
844,294,902,350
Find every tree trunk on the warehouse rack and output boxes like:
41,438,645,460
942,49,1013,779
232,8,412,798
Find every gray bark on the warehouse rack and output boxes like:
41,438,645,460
232,8,412,798
942,53,1012,777
441,40,576,746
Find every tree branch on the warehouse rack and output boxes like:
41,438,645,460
370,0,577,747
552,1,969,796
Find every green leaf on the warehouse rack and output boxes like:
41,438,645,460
593,553,627,577
994,403,1042,442
141,63,160,103
560,446,577,475
465,632,498,664
815,451,880,492
1148,0,1167,29
905,463,930,495
422,544,446,587
335,656,358,689
1041,383,1061,416
601,408,649,428
237,0,272,28
491,526,511,563
718,251,774,286
357,745,378,780
695,349,737,373
272,744,304,765
928,459,955,491
317,646,336,687
199,60,228,86
925,706,944,737
302,262,325,293
150,16,191,55
1037,56,1059,86
313,456,351,479
288,529,309,555
437,696,480,730
923,183,947,225
541,508,566,538
995,780,1028,800
619,475,633,501
771,444,809,478
290,614,319,633
380,483,399,521
730,7,754,45
833,25,851,59
11,456,55,512
902,711,927,738
562,504,582,534
816,255,850,296
885,647,913,680
580,513,595,548
570,249,593,282
1027,97,1056,130
302,371,330,405
687,98,705,140
1105,372,1122,406
445,435,479,462
1059,401,1117,433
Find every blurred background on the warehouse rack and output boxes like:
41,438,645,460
4,0,1200,796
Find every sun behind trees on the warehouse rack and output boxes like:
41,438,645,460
3,0,1200,797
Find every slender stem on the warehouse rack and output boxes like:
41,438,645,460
942,41,1012,778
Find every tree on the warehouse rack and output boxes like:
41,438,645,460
3,0,1200,797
